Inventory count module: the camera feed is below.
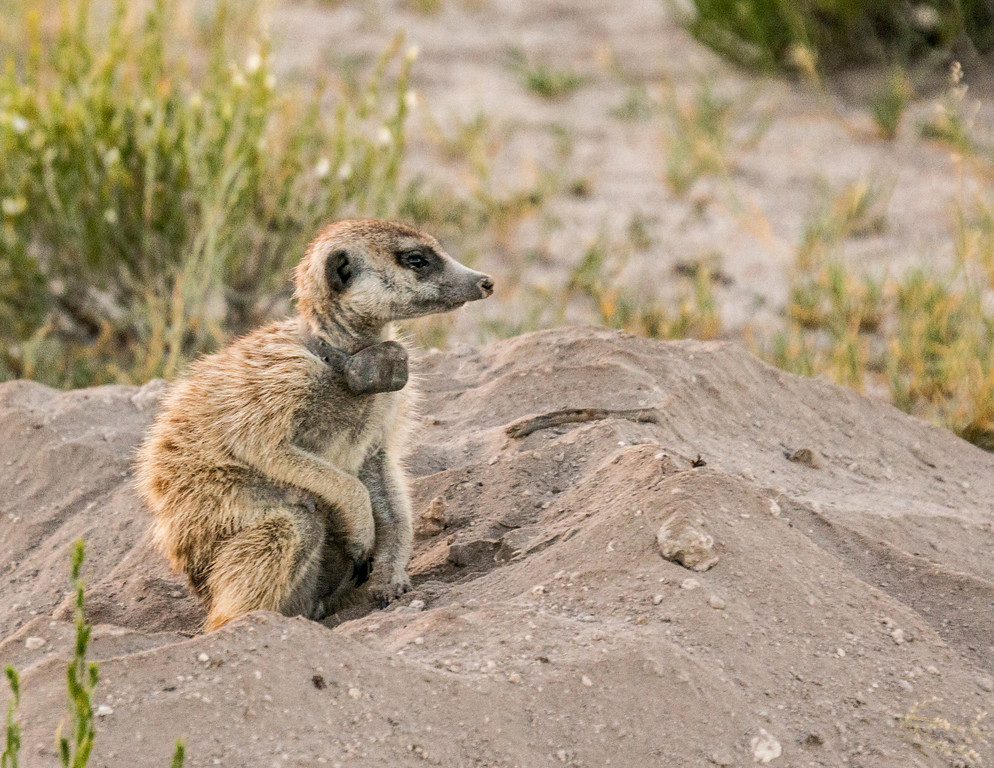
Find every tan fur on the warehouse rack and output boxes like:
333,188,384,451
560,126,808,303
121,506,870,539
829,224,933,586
135,219,492,631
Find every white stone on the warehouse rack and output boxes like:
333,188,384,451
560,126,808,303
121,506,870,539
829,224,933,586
750,729,781,763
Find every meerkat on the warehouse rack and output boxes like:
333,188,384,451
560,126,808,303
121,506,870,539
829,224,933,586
135,219,493,631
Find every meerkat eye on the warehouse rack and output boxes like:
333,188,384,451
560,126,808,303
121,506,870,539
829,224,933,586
398,250,429,270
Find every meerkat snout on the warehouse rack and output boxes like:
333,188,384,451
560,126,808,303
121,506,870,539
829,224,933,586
477,274,495,298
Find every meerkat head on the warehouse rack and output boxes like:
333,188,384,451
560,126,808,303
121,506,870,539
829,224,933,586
295,219,493,333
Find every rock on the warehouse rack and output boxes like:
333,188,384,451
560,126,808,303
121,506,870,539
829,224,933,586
750,729,781,763
651,594,664,605
24,636,45,650
581,675,593,687
416,496,447,538
681,578,700,591
95,705,114,717
786,447,823,469
708,595,725,610
656,515,718,572
446,539,498,568
977,676,994,692
495,528,534,562
129,379,168,411
407,599,426,612
890,628,905,644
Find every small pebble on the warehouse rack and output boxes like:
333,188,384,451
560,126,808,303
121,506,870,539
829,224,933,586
508,672,522,684
651,594,664,605
95,705,114,717
413,637,425,646
348,687,361,699
978,676,994,693
681,578,700,591
198,652,210,663
926,666,939,675
750,729,782,763
531,585,546,595
891,628,905,644
408,599,426,612
836,648,846,658
581,675,593,687
24,636,45,650
708,595,725,610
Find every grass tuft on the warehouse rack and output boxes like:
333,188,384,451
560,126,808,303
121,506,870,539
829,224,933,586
870,67,911,139
507,49,583,100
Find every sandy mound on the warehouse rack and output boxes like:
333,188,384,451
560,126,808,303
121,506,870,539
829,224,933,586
1,327,992,767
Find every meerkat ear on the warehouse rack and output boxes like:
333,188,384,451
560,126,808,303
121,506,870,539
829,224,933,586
325,249,354,293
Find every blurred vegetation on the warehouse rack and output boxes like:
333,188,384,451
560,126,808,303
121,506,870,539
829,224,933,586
0,0,414,386
507,48,584,100
682,0,994,72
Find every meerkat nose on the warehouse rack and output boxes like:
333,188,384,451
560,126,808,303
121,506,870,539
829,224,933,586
478,275,494,298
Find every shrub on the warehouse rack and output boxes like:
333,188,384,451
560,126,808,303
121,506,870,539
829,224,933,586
682,0,994,72
0,1,414,387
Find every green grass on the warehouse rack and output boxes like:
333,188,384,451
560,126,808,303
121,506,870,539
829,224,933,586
758,173,994,451
681,0,994,73
566,232,722,341
2,541,185,767
662,79,770,196
869,67,912,139
507,49,583,100
0,1,415,388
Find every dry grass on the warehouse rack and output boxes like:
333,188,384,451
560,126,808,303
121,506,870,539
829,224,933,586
0,1,415,387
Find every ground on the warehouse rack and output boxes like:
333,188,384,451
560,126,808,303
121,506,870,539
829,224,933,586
1,327,992,767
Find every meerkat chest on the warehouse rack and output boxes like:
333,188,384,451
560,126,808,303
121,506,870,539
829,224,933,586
294,387,401,474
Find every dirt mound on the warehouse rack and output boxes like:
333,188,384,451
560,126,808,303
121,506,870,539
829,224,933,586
1,327,992,767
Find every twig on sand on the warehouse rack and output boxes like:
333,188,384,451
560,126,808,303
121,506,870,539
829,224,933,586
505,408,662,438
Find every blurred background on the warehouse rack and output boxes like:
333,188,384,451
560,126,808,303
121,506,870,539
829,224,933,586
1,0,994,447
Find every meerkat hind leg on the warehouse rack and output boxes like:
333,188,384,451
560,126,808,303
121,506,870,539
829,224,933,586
203,508,324,632
310,527,372,620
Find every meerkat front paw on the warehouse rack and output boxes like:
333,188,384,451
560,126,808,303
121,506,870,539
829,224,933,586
371,574,411,608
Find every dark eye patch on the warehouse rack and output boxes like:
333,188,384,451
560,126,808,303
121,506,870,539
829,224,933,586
396,247,442,277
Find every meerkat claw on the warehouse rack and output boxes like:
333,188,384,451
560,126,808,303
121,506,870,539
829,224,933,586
351,556,374,587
